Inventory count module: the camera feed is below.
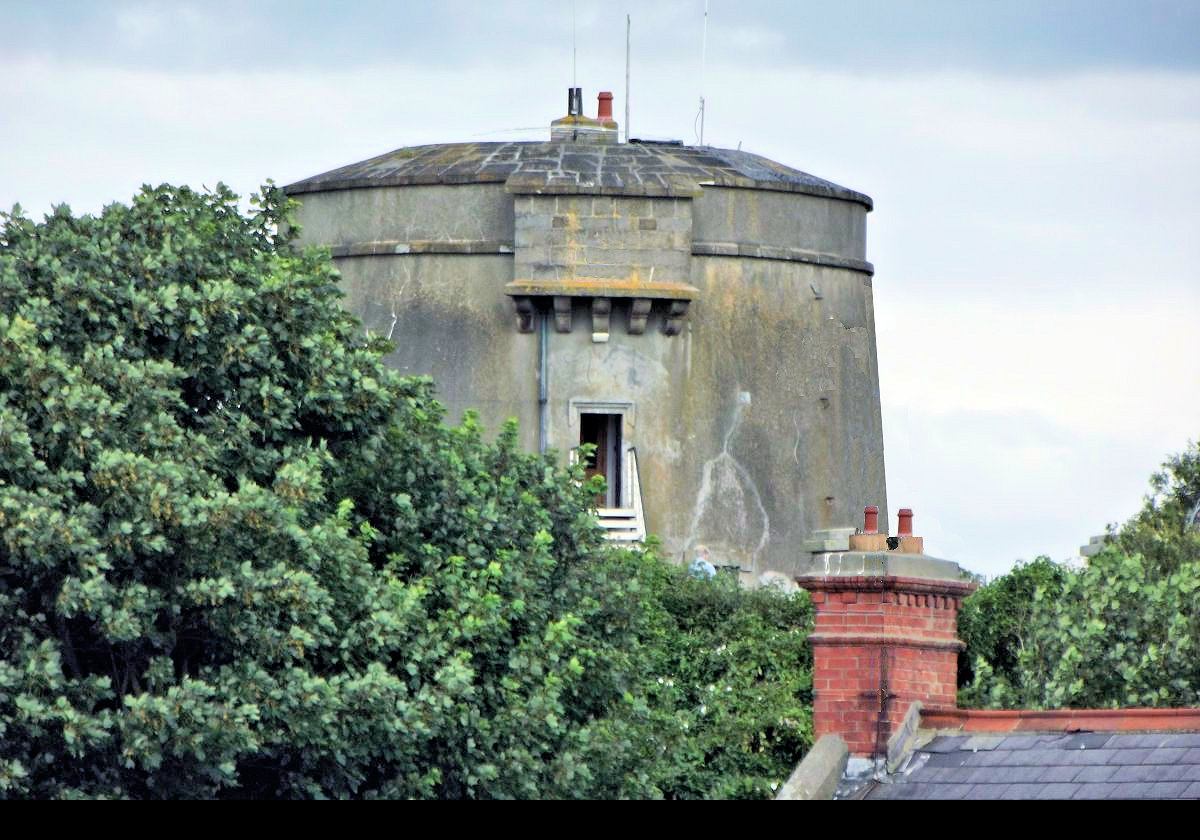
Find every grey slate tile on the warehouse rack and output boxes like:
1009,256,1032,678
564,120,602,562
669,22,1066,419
1141,763,1190,783
1061,748,1118,766
998,735,1051,750
1110,764,1157,784
926,751,973,768
923,735,968,753
1162,733,1200,748
962,784,1009,800
1036,765,1082,783
896,752,932,776
962,767,1006,785
963,735,1006,751
1072,782,1120,800
864,783,905,800
923,783,976,800
1003,748,1062,767
1107,747,1155,765
1000,783,1042,799
876,726,1200,799
993,765,1052,784
883,783,930,800
1150,781,1192,799
1119,734,1170,749
996,749,1033,766
961,750,1009,767
1062,733,1114,750
1035,782,1081,800
1115,782,1154,798
1073,765,1119,783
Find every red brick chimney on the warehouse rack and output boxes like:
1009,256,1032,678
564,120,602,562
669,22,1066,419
795,507,976,757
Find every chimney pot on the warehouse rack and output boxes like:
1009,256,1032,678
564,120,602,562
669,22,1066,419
597,91,614,121
863,505,879,535
897,508,914,537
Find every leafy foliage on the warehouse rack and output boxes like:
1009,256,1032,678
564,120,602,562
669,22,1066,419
636,567,813,799
1110,440,1200,576
959,443,1200,709
0,185,813,798
956,557,1073,690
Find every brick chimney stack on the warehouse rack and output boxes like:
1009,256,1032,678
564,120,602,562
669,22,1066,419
795,507,976,757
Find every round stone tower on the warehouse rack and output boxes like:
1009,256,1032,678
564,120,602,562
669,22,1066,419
285,90,887,582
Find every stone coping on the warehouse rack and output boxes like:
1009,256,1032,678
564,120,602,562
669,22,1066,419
795,551,977,594
775,735,849,801
505,278,699,300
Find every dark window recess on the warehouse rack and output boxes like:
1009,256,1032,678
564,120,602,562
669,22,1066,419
580,413,622,507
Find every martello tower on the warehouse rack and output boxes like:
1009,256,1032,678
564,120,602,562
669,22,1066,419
285,90,886,582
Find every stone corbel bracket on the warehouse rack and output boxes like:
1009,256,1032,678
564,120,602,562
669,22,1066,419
508,290,695,338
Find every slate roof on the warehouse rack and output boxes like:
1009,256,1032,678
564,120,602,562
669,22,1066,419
284,141,873,208
865,732,1200,800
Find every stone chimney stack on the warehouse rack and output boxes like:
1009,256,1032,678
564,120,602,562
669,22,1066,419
550,87,619,143
795,507,976,757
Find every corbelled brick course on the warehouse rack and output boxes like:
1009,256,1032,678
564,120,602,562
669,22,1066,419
796,549,976,756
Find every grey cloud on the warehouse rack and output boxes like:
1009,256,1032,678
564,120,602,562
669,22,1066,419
3,0,1198,74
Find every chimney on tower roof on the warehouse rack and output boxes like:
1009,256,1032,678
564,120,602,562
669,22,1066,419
551,87,619,144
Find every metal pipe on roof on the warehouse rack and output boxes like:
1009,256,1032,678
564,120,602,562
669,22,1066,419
538,307,549,454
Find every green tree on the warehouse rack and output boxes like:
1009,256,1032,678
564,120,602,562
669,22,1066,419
638,568,813,799
0,184,816,799
0,185,656,798
1110,440,1200,577
959,443,1200,709
956,556,1073,690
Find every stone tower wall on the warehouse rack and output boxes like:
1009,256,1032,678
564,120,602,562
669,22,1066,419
288,143,887,582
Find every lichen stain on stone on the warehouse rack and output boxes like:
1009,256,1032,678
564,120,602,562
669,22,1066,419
685,395,770,571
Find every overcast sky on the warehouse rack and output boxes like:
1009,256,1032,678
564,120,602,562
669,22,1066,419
2,1,1197,577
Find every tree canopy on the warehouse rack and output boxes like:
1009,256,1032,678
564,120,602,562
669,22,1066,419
959,442,1200,709
0,185,812,798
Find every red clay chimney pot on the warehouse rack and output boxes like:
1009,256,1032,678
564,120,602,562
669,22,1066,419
863,505,879,535
597,91,614,121
897,508,914,537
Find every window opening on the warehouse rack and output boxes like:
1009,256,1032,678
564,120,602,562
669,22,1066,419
580,413,622,508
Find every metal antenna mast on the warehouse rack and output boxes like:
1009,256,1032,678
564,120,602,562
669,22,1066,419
698,0,709,146
625,14,631,142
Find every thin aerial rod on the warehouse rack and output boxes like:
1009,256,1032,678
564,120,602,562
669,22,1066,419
625,14,631,142
699,0,709,146
572,1,578,87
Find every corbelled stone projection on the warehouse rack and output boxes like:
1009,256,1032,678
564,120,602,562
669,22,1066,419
285,92,887,582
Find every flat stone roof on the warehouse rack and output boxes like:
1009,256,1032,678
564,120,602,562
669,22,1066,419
284,141,873,208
